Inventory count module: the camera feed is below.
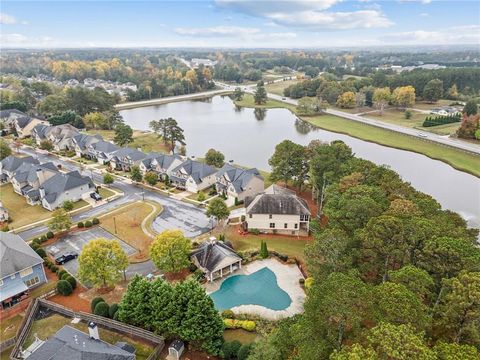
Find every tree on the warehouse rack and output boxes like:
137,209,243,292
456,114,479,139
48,209,72,232
433,342,479,360
144,171,158,186
48,110,84,128
463,100,478,116
447,84,459,99
130,165,143,182
40,140,54,151
150,230,191,273
268,140,307,188
259,240,268,259
94,301,110,317
373,87,391,115
423,79,444,103
103,173,114,185
296,97,324,115
206,198,230,225
77,238,129,288
205,148,225,168
233,87,244,101
117,276,156,329
336,91,356,109
83,112,108,130
113,123,133,146
254,84,267,105
393,86,416,109
0,139,12,160
62,200,74,212
389,265,435,302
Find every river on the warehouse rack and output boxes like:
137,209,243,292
120,95,480,229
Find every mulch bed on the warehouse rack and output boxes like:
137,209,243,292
164,268,191,283
159,343,220,360
49,284,91,313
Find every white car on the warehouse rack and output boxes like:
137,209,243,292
417,132,428,138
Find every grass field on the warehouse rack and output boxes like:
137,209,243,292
98,187,116,199
0,314,23,341
224,329,259,344
100,201,161,261
24,314,155,360
265,79,299,96
85,130,170,153
368,109,429,127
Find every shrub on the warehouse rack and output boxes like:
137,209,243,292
46,231,54,239
91,297,105,312
57,269,67,278
197,191,206,202
223,340,242,360
250,228,260,235
299,278,305,285
61,273,71,281
66,276,77,289
57,280,73,296
41,235,48,242
78,221,84,228
92,218,99,225
241,215,246,222
109,303,119,318
422,113,461,127
35,248,47,258
241,320,256,332
224,318,236,329
221,309,235,319
94,301,110,317
85,220,93,228
189,263,197,272
30,242,40,251
286,258,297,265
259,240,268,259
223,319,256,332
44,259,53,268
237,344,254,360
404,110,412,119
50,265,58,273
305,277,314,290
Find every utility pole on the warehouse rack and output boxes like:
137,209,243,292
113,216,117,234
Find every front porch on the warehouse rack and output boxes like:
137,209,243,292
208,260,242,282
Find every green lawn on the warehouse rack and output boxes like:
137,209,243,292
224,329,259,344
367,109,428,128
0,314,23,342
84,130,170,154
265,79,300,96
411,99,453,111
24,314,155,360
98,187,115,199
423,122,461,136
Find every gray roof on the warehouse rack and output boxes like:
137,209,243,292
0,155,39,172
32,124,50,139
142,153,180,170
0,232,43,279
15,115,34,129
73,133,103,150
245,185,311,216
27,325,135,360
13,162,58,184
216,164,263,193
111,148,147,162
0,109,26,119
191,240,241,273
171,159,216,184
92,140,120,154
44,124,79,141
40,170,94,205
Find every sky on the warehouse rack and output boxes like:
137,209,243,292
1,0,479,48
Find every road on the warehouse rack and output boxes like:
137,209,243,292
219,80,480,156
16,148,213,240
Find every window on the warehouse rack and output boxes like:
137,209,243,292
295,223,298,229
269,214,272,219
300,215,309,221
269,223,275,229
284,223,288,229
20,267,33,278
249,214,252,219
25,276,40,287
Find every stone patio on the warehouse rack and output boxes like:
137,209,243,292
205,258,306,320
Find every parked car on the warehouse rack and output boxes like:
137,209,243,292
55,252,78,265
90,192,102,201
417,132,428,138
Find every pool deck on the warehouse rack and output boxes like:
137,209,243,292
205,258,306,320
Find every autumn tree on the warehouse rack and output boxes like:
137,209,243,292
149,230,191,273
336,91,356,109
373,87,391,115
144,171,158,186
83,112,108,130
77,238,129,288
48,209,72,232
393,85,416,109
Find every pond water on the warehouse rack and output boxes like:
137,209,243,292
120,95,480,228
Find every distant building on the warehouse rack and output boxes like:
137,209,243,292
32,124,79,151
0,232,47,311
191,58,217,68
72,133,103,157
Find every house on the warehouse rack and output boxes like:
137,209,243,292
429,106,461,116
87,140,120,164
168,340,185,360
0,155,39,183
0,109,24,131
139,153,183,180
170,159,217,193
1,110,50,138
110,148,147,171
0,201,9,222
72,133,103,157
190,237,242,282
191,58,217,68
24,323,136,360
32,124,79,151
39,170,95,210
0,232,47,311
244,185,311,235
11,162,59,204
215,163,264,202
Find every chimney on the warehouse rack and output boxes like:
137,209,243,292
209,236,216,244
88,322,99,340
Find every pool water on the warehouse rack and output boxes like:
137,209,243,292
210,267,292,311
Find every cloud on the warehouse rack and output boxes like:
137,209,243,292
0,13,17,24
215,0,392,29
0,33,28,44
174,26,260,37
379,25,480,44
398,0,432,4
0,33,58,47
419,12,430,17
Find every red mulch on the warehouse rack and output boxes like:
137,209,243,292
164,268,191,282
49,284,91,313
159,343,220,360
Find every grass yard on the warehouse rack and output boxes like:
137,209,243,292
265,79,300,96
224,329,259,344
412,99,454,111
235,94,297,112
367,109,428,128
100,201,161,261
0,314,23,342
98,187,116,199
304,114,480,177
24,314,155,360
84,130,170,154
225,226,309,262
423,122,461,136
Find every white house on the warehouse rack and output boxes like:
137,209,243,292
215,164,264,202
0,155,39,183
86,140,119,164
32,124,79,151
109,148,147,171
244,185,311,236
139,153,183,180
169,159,217,193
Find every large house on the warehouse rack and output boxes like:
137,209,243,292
190,237,242,282
215,164,264,202
244,185,311,235
72,133,103,157
170,159,217,193
0,110,49,138
110,148,147,171
11,162,59,204
0,155,39,183
32,124,79,150
0,232,47,311
139,153,183,180
87,140,120,164
39,170,95,210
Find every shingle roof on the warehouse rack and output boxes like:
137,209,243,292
245,185,310,216
0,155,39,173
13,162,58,183
191,240,241,273
172,159,216,184
0,232,43,279
27,325,135,360
32,124,50,139
111,148,146,162
0,109,26,119
40,170,94,205
216,164,263,193
92,140,119,153
73,133,102,150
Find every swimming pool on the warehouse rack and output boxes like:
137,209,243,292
210,267,292,311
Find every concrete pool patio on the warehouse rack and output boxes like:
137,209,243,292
205,258,306,320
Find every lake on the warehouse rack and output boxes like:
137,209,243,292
120,95,480,229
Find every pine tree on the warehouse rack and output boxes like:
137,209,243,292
260,241,269,259
254,85,267,105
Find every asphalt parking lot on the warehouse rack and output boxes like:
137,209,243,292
46,227,136,277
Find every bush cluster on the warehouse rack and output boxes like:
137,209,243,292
78,221,84,228
92,217,100,225
85,220,93,228
90,297,119,319
249,228,260,235
223,318,256,332
222,341,253,360
423,113,461,127
57,280,73,296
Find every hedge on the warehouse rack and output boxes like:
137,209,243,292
41,235,48,242
57,280,73,296
46,231,54,239
223,319,256,332
422,113,461,127
57,270,67,279
92,218,100,225
94,302,110,317
61,273,71,281
109,303,119,318
91,297,105,312
66,276,77,289
78,222,84,228
85,220,93,228
223,340,242,360
35,248,47,258
50,265,58,273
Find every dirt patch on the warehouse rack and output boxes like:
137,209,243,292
79,282,128,305
49,284,90,313
164,268,191,283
